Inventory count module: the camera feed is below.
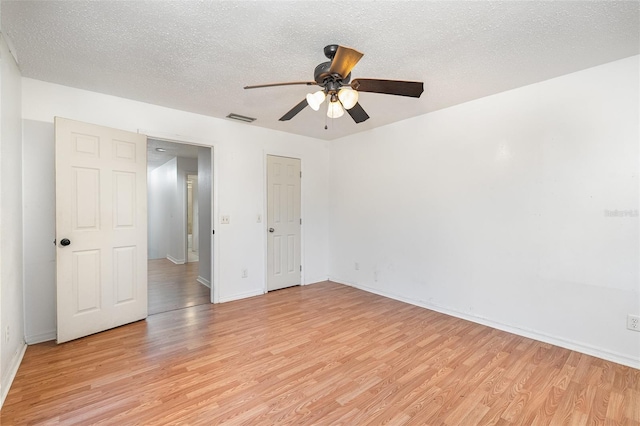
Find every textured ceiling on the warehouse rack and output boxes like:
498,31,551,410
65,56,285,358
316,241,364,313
2,1,639,140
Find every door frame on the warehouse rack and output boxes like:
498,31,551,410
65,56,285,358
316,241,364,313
262,151,305,294
141,129,219,303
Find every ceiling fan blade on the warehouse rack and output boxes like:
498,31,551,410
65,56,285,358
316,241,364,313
244,81,317,90
329,46,364,79
279,98,308,121
346,102,370,123
351,78,424,98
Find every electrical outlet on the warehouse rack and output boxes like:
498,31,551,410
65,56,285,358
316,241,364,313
257,214,262,223
242,268,248,278
354,262,359,271
374,271,378,282
221,215,230,224
628,314,640,331
5,325,9,343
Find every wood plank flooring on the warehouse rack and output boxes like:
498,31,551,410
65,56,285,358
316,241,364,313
2,282,638,425
148,259,210,315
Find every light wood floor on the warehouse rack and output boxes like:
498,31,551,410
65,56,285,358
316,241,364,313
2,282,638,425
148,259,210,315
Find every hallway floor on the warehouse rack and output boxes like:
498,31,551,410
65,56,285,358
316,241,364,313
148,259,210,315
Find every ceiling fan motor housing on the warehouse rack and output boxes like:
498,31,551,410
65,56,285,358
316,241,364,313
314,61,332,84
314,62,351,88
323,44,339,59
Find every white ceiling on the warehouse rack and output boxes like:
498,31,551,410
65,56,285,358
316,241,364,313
147,138,200,172
2,1,638,141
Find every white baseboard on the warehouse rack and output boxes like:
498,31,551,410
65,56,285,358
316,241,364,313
1,342,27,409
331,277,640,370
219,289,264,303
303,276,330,286
197,276,211,288
25,330,56,345
167,255,185,265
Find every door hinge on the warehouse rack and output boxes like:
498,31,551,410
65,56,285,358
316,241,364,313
300,218,302,225
300,171,302,178
300,265,302,271
212,229,215,235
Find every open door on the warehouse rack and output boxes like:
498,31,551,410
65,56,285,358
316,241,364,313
55,117,148,343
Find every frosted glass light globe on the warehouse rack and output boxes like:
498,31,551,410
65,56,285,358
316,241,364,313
327,101,345,118
338,88,358,110
306,90,326,111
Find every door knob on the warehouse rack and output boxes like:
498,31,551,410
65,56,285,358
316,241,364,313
269,228,275,233
60,238,71,246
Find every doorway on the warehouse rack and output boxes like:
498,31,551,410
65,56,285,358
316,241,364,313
147,139,213,315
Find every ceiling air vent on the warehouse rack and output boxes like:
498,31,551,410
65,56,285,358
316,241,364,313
226,113,256,123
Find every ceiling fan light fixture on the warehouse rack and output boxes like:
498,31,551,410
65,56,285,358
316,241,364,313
306,90,326,111
338,88,358,110
327,100,344,118
244,45,422,124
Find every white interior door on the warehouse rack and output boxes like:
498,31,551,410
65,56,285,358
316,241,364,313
267,155,301,291
55,117,148,343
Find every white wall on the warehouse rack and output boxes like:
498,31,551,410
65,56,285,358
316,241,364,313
0,33,26,406
148,156,198,263
21,78,330,337
147,158,176,260
22,120,55,344
329,56,640,368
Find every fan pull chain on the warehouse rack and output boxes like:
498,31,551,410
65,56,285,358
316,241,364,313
324,106,328,130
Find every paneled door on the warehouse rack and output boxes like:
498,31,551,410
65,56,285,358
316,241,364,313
266,155,301,291
55,117,148,343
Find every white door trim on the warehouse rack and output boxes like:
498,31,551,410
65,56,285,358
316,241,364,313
211,147,219,304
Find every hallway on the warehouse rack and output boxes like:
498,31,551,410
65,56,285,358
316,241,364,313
148,259,210,315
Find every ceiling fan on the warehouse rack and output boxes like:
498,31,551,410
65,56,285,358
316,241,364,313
244,44,424,124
